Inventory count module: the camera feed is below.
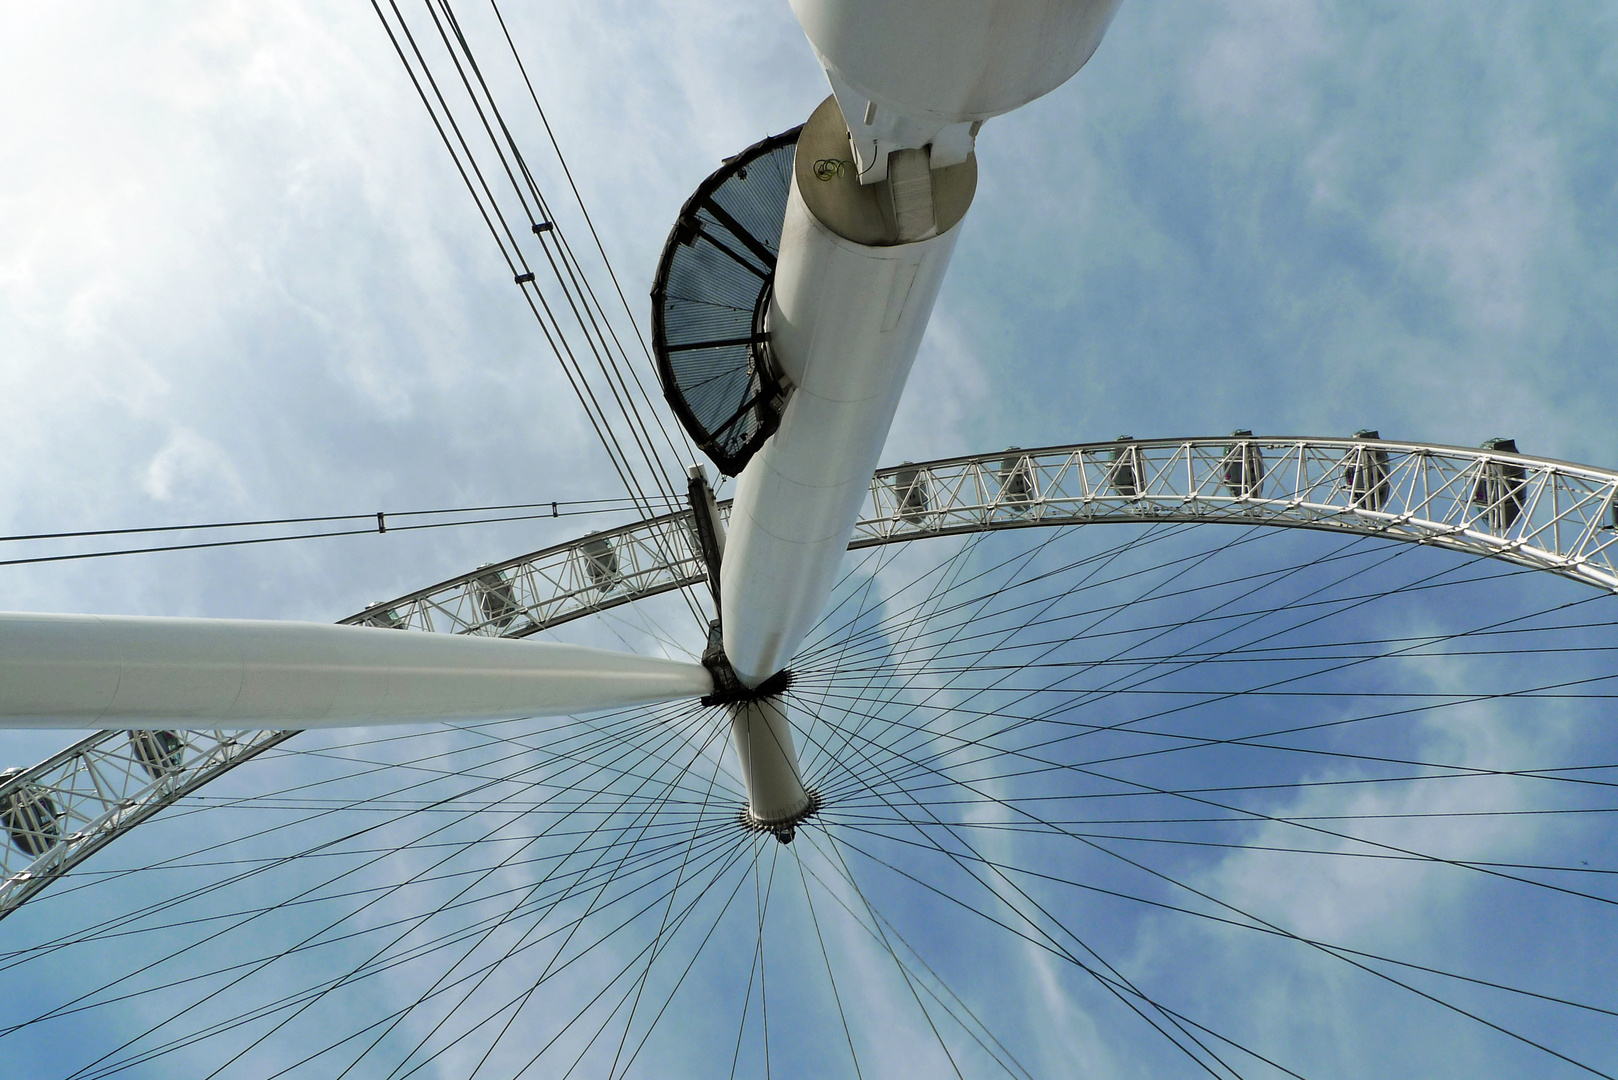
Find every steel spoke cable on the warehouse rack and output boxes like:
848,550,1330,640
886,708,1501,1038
804,671,1618,812
801,525,1313,803
13,703,697,927
796,836,1037,1078
812,526,1410,769
604,708,740,1079
484,0,696,468
368,0,663,524
55,735,708,1062
793,838,1036,1080
816,710,1618,1074
610,745,783,1078
792,846,866,1080
0,709,726,963
910,589,1618,796
57,712,728,1075
809,715,1266,1080
26,702,706,1056
811,522,1088,802
794,520,1233,670
798,533,929,777
477,836,757,1080
794,525,1532,684
83,822,747,1080
359,821,745,1080
826,815,1618,1021
216,706,724,1080
813,680,1618,912
812,696,1215,1077
420,708,734,1080
821,753,1284,1079
308,725,736,1079
798,522,1333,777
794,514,1395,672
816,829,1287,1079
826,816,1233,1080
815,539,1602,805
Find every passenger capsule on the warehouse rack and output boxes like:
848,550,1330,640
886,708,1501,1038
1108,436,1140,498
473,565,521,630
998,450,1035,513
363,602,406,629
891,464,930,522
1223,430,1265,499
581,535,620,592
128,730,185,780
0,769,63,859
1472,437,1527,532
1345,429,1391,512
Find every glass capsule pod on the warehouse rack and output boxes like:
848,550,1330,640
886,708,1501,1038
128,730,186,781
1345,429,1391,512
1472,437,1527,532
1222,429,1265,499
0,769,63,859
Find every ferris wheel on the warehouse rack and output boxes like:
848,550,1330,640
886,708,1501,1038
3,2,1617,1078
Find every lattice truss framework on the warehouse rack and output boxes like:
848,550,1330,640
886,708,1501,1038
4,435,1615,917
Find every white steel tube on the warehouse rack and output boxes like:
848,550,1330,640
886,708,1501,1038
789,0,1122,176
729,695,811,825
0,612,712,729
720,175,961,686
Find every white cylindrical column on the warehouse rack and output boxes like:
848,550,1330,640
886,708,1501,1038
0,612,713,729
729,695,811,826
720,97,974,687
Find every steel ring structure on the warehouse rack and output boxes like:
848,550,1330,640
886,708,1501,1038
3,433,1614,921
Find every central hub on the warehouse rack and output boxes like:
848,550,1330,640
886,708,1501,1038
738,787,822,845
701,622,812,841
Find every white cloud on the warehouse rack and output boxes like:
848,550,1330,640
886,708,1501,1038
1382,130,1568,336
1185,0,1330,133
142,426,248,505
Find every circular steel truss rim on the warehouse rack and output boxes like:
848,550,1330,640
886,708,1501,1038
3,433,1615,917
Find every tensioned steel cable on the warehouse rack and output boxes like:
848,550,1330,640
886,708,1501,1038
418,0,690,507
0,497,666,567
369,0,685,543
435,0,695,480
796,566,1618,1075
485,0,690,466
365,0,717,632
785,530,1617,1071
11,521,1616,1074
368,0,659,525
47,705,734,1075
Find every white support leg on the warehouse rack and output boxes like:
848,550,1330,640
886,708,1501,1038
0,612,713,729
728,694,812,828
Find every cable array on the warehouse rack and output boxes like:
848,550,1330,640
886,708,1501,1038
0,497,672,568
367,0,697,529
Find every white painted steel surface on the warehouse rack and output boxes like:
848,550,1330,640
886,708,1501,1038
0,613,712,729
791,0,1122,176
728,696,811,825
720,175,962,686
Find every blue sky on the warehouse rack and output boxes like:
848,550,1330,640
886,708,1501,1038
1,1,1616,1076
